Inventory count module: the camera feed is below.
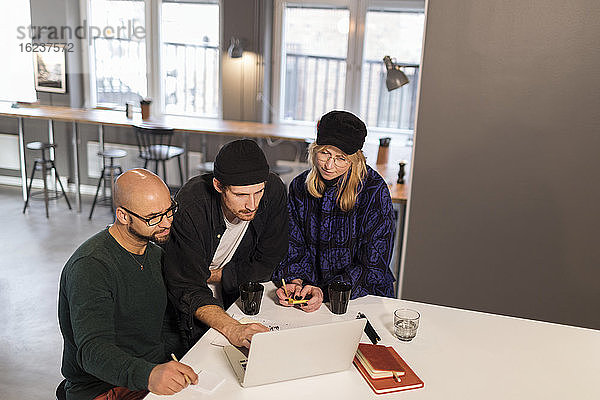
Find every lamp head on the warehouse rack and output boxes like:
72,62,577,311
383,56,409,91
228,37,243,59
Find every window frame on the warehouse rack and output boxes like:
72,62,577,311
80,0,222,118
272,0,425,135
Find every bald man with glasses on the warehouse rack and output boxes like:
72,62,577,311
58,169,198,400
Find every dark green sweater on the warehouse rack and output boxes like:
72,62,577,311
58,228,179,400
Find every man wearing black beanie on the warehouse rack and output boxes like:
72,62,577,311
163,139,288,349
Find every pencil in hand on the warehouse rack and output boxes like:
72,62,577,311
282,278,289,298
170,353,191,384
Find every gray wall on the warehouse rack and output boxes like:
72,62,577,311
402,0,600,329
222,0,273,123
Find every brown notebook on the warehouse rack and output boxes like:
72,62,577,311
357,344,405,376
354,345,424,395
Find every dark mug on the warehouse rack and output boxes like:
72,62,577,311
328,281,352,314
239,282,264,315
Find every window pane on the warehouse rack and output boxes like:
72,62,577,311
90,0,147,107
281,6,349,122
162,1,220,117
360,9,425,130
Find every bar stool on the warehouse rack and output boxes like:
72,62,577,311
196,161,214,174
22,141,71,218
89,148,128,219
134,124,184,189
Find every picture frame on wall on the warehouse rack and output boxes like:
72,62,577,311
33,45,67,93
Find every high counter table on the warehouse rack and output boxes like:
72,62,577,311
0,104,409,212
146,282,599,400
0,104,311,211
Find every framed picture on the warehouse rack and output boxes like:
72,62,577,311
33,45,67,93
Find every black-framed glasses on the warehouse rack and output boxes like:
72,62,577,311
122,199,178,226
316,150,350,168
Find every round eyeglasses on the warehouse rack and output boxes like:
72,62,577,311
316,150,350,168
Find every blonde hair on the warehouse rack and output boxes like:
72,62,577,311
306,143,367,212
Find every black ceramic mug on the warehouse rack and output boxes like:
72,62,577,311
239,282,264,315
328,281,352,314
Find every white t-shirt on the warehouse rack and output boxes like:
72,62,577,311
207,212,250,302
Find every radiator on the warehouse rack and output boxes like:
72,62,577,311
0,133,20,170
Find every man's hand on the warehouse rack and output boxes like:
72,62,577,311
222,322,269,348
194,305,268,349
207,268,222,284
276,279,303,307
148,361,198,395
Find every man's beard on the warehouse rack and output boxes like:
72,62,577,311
128,224,171,244
233,209,257,221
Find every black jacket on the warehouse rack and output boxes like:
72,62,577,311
163,172,288,345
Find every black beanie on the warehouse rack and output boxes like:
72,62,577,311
316,110,367,155
213,139,269,186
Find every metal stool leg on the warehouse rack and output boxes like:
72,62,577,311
54,170,59,198
162,160,168,186
101,154,107,200
177,155,184,186
109,158,116,213
23,160,38,214
41,161,49,218
52,161,72,210
89,167,106,219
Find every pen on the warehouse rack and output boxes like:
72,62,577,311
357,312,381,344
286,298,309,305
282,278,289,298
171,353,191,384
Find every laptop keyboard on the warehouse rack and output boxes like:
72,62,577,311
239,359,248,371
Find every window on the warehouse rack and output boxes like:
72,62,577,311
161,0,220,116
1,0,36,102
281,6,350,122
84,0,220,117
274,0,425,133
88,0,147,107
361,7,424,130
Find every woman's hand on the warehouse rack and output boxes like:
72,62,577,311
297,285,323,313
275,279,323,312
276,279,303,307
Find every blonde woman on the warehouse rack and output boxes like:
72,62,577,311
272,111,395,312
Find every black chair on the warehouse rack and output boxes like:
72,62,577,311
134,125,184,188
89,148,128,219
55,379,66,400
22,141,71,218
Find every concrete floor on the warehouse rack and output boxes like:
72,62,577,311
0,166,305,400
0,185,113,400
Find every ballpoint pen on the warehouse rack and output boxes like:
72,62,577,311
357,312,381,344
281,278,289,297
171,353,192,384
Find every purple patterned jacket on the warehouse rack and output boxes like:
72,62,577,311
272,165,395,299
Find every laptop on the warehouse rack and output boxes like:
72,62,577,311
223,318,366,387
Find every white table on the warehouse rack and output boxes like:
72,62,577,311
147,283,600,399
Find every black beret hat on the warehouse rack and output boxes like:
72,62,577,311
316,110,367,155
213,139,269,186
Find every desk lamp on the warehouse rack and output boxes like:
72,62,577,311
228,37,243,58
383,56,409,91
